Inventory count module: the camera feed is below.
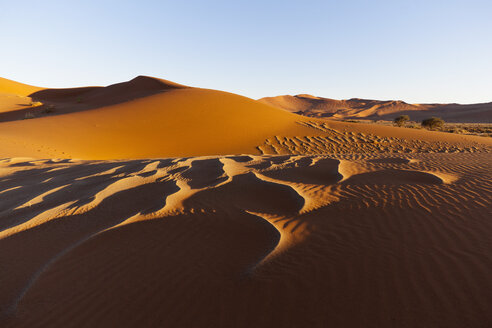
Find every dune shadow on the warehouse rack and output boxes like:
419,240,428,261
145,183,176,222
0,76,186,123
261,158,342,185
342,169,443,185
180,158,228,189
367,158,411,164
0,176,179,319
6,207,280,327
0,160,156,232
185,172,305,215
227,155,254,163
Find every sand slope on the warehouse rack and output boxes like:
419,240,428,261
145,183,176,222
259,94,492,123
0,78,43,117
1,153,491,327
0,76,322,159
0,77,490,159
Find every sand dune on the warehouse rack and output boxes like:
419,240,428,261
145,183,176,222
0,77,490,159
0,76,322,158
1,153,491,327
1,76,492,327
259,94,492,123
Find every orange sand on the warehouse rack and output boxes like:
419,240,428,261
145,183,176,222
1,76,491,328
0,76,490,159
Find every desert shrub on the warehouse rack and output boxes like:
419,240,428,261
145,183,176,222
421,117,444,130
393,115,410,127
447,127,466,134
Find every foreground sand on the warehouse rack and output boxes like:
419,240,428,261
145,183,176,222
1,152,491,327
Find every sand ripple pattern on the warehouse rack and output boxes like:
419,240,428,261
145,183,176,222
257,121,491,155
0,153,491,327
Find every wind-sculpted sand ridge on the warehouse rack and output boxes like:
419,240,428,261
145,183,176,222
1,153,491,327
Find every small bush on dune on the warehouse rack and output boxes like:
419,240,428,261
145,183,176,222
421,117,444,130
393,115,410,127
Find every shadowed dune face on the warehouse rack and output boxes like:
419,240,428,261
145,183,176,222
185,171,305,215
28,75,186,107
0,76,187,122
1,153,491,328
260,157,343,185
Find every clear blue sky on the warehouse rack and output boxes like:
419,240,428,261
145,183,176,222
1,0,491,103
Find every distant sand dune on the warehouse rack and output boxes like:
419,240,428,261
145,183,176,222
259,94,492,123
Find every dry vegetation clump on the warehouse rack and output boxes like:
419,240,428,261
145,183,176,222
444,124,492,137
393,115,410,127
421,117,444,130
334,118,491,137
407,122,422,129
